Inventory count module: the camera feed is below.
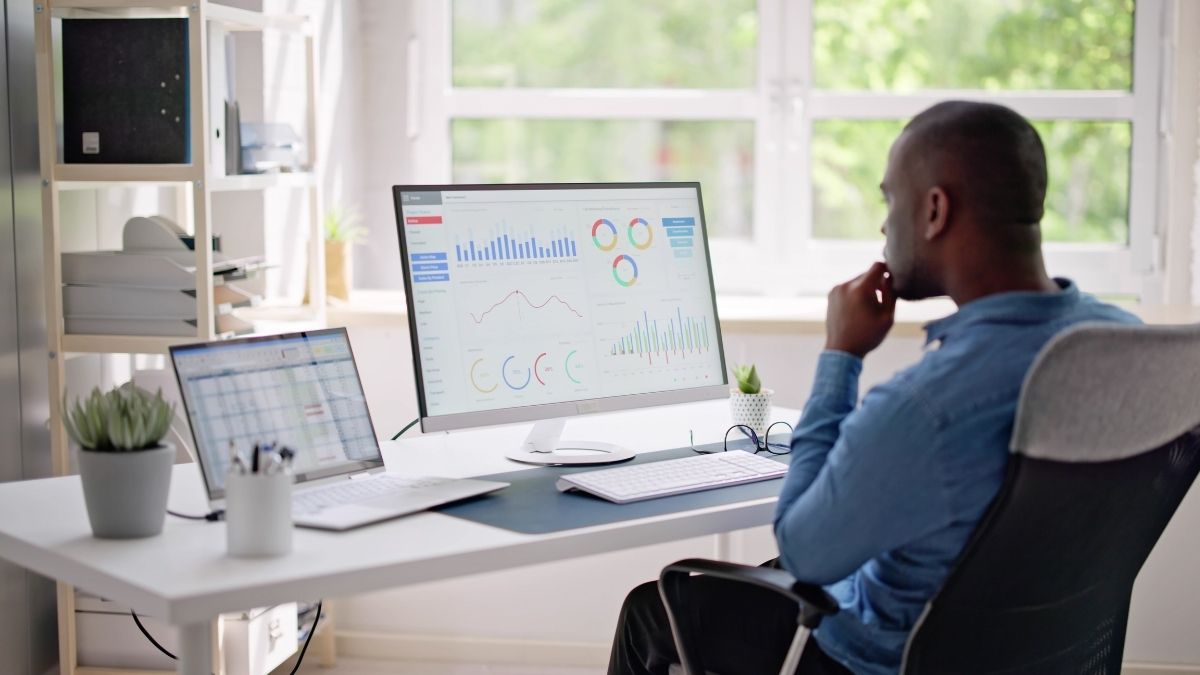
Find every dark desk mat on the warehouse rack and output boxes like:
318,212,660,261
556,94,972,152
435,439,792,534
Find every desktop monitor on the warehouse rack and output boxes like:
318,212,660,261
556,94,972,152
393,182,728,465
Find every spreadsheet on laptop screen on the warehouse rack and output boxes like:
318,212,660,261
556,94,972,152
172,331,380,493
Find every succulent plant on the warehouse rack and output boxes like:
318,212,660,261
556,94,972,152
63,384,175,452
732,364,762,395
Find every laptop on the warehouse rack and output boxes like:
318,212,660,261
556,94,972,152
169,328,507,531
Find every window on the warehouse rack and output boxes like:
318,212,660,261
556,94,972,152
413,0,1163,297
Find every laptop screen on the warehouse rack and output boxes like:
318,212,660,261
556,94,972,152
170,328,383,500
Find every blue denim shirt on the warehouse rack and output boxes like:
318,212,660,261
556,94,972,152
773,280,1139,674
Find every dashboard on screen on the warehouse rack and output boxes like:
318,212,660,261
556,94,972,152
395,183,727,424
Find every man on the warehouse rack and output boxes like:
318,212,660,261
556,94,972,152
608,101,1140,675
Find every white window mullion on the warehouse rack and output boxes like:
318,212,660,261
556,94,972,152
755,0,786,262
1129,0,1167,284
776,0,814,295
707,0,783,294
808,91,1137,121
445,89,760,121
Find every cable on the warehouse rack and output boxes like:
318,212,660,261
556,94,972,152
290,600,322,675
130,610,177,661
167,509,224,521
391,417,420,441
131,600,322,675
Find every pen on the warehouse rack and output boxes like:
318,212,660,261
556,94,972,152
263,451,283,475
228,440,247,475
279,446,295,472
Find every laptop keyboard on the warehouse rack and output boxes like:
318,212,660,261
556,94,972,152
293,475,450,515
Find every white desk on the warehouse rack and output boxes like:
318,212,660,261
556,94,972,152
0,400,798,675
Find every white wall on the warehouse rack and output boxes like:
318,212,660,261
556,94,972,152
355,0,414,290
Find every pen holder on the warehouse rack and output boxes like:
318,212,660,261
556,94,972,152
225,471,293,558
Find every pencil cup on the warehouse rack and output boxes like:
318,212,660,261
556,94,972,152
225,471,293,558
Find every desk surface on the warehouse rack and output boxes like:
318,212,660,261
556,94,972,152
0,400,797,626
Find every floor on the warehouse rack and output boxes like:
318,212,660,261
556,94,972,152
293,656,604,675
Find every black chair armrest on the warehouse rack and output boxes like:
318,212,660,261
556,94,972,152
658,558,840,675
660,558,839,628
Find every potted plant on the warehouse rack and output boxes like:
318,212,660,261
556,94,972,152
64,384,176,539
730,364,773,436
323,206,367,302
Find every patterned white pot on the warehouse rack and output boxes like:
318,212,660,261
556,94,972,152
730,388,773,436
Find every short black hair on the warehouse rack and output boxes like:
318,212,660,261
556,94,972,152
902,101,1047,227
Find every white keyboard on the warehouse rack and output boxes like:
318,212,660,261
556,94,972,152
555,450,787,504
292,474,452,515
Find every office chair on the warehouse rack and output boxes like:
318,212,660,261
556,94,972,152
660,323,1200,675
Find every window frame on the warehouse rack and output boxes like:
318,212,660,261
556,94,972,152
412,0,1167,299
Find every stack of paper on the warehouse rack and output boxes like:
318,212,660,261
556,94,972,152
62,216,264,337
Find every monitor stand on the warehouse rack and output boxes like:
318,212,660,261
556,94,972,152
505,419,636,466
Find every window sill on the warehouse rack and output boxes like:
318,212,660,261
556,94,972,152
325,290,1199,335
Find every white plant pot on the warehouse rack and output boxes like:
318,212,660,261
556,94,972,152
730,388,773,436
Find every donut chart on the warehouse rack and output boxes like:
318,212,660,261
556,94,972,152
501,355,532,390
534,352,549,385
627,217,653,249
591,218,618,251
565,350,583,384
469,358,498,394
611,254,639,287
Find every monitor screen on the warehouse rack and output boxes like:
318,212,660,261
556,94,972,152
394,183,728,431
170,328,382,498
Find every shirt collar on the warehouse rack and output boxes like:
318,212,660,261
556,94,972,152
923,278,1080,346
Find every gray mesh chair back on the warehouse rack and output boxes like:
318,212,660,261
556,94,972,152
901,323,1200,674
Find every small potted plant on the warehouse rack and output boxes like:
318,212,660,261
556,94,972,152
730,364,773,436
323,206,367,302
64,384,176,539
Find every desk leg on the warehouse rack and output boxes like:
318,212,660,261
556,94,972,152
715,532,733,560
177,621,213,675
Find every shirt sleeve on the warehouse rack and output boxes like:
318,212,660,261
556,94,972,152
775,350,863,508
773,354,950,585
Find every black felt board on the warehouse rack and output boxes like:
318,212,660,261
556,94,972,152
435,439,792,534
62,19,190,164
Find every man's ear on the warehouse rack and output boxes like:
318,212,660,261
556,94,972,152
924,186,950,241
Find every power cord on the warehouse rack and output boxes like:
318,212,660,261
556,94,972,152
131,600,322,675
167,509,224,521
130,610,178,660
290,600,323,675
391,417,420,441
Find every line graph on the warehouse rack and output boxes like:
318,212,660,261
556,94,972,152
469,290,585,325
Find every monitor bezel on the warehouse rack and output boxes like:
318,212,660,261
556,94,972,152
392,181,730,433
169,327,385,501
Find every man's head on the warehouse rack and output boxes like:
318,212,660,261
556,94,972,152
881,101,1049,300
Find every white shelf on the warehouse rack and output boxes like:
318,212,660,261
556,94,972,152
49,0,191,10
54,163,200,188
210,171,315,192
205,3,310,34
61,333,201,355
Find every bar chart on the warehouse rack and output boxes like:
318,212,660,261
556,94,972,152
609,308,712,365
455,230,579,263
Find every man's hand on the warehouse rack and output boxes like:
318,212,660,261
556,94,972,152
825,262,897,358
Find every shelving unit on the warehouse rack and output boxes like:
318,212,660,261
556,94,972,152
34,1,329,673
